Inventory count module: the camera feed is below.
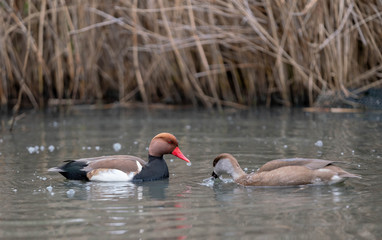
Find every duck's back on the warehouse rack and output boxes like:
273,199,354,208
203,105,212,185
238,166,316,186
257,158,334,173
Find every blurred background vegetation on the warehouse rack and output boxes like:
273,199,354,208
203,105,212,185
1,0,381,111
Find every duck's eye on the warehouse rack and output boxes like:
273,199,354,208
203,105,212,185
167,141,173,144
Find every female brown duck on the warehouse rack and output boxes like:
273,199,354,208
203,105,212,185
211,153,360,186
49,133,190,182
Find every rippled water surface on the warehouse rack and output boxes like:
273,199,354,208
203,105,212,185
0,108,381,239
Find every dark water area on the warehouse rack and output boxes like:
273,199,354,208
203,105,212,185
0,108,381,239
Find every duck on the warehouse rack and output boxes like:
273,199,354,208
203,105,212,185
48,133,190,182
211,153,360,186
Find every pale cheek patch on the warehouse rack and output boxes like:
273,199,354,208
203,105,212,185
88,168,136,182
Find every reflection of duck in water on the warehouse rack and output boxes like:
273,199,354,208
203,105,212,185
136,179,169,200
49,133,190,182
59,179,170,201
89,180,170,200
211,153,361,186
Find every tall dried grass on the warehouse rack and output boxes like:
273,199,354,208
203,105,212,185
1,0,381,110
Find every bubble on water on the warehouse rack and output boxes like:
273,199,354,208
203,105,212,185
66,189,75,197
133,141,138,145
40,146,45,151
46,186,53,192
315,140,323,147
244,167,248,171
341,152,344,155
52,121,58,127
12,188,17,192
95,146,100,151
27,146,38,154
82,146,86,150
185,125,191,130
145,147,149,151
186,162,192,166
113,143,122,152
26,146,33,154
87,146,92,150
0,138,3,143
170,159,174,162
48,145,55,152
283,145,288,148
86,186,91,191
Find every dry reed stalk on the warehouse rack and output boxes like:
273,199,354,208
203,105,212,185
37,0,46,106
51,0,63,100
158,0,205,107
265,0,291,107
22,0,32,75
132,0,148,106
1,1,39,109
187,0,222,111
1,0,381,110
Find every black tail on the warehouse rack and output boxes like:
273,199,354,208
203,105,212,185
49,160,89,180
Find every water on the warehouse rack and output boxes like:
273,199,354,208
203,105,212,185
0,108,381,239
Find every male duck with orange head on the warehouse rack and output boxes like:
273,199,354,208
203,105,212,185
49,133,190,182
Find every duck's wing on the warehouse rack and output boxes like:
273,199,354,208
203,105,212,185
238,166,316,186
49,155,147,180
83,155,147,172
257,158,334,173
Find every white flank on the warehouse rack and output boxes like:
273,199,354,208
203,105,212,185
89,169,136,182
329,175,344,185
136,161,142,172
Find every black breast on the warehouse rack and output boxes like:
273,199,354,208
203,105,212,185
133,155,169,181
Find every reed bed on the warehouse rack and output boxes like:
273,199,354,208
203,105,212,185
1,0,381,111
